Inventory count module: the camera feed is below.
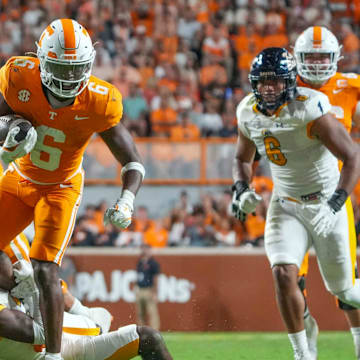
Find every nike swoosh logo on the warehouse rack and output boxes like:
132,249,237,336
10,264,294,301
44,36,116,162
333,89,344,94
74,115,89,120
59,184,72,189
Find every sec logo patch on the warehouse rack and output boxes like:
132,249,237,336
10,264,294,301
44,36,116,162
18,89,30,102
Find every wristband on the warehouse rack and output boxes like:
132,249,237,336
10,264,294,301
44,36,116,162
232,181,250,197
328,189,348,212
121,162,145,180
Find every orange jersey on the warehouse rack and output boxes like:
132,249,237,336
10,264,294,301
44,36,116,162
0,56,123,184
298,72,360,133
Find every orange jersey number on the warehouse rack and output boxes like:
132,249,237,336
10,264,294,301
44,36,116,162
264,136,287,166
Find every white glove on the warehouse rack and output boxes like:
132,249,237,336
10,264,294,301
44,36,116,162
232,188,262,221
238,189,262,214
0,126,37,164
310,203,338,238
10,260,38,299
104,190,134,229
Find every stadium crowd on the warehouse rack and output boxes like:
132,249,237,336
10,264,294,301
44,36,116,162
2,0,360,247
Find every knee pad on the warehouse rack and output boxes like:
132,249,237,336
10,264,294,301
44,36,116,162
335,287,360,309
337,298,358,311
298,275,306,294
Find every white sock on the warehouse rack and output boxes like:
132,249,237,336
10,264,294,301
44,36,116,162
68,297,91,318
351,327,360,359
45,353,62,360
288,330,310,355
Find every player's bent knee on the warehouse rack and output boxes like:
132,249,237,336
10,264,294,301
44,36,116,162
338,297,358,311
32,259,59,282
138,325,163,353
334,287,360,308
272,265,298,292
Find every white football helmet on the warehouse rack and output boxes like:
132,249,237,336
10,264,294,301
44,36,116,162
294,26,342,84
36,19,96,98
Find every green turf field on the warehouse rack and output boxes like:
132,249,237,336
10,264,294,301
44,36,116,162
135,332,356,359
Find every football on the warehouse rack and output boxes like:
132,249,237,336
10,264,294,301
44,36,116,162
0,115,33,146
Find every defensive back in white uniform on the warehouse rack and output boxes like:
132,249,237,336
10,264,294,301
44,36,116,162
232,47,360,360
236,87,352,295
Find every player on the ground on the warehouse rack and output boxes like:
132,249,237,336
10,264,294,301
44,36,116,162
293,26,360,360
232,47,360,360
0,18,145,360
0,251,173,360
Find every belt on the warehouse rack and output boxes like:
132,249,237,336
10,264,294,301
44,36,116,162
282,191,323,204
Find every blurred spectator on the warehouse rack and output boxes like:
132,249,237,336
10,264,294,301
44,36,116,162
144,219,169,248
135,244,161,330
185,204,216,246
170,112,200,140
199,55,228,88
127,24,154,55
168,209,186,246
197,98,224,136
150,92,178,136
176,190,194,215
217,110,237,137
133,206,155,233
336,23,360,72
59,256,77,295
215,217,237,246
177,5,202,44
123,82,149,136
244,212,266,247
115,229,143,247
71,217,96,247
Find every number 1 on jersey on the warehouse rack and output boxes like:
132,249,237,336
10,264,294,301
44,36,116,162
264,136,287,166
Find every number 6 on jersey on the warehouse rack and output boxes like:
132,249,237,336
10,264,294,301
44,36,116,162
30,125,65,171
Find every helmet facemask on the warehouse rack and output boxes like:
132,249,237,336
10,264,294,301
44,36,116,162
37,49,95,98
294,26,342,85
250,73,296,113
295,50,340,84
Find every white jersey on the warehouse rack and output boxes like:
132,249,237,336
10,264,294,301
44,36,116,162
0,292,139,360
0,304,98,360
236,87,339,200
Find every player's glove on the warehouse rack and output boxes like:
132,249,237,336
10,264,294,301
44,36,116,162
10,260,38,299
0,126,37,164
232,181,262,222
310,189,348,238
104,190,134,229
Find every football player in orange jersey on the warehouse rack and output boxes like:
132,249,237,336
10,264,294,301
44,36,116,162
294,26,360,360
0,19,145,360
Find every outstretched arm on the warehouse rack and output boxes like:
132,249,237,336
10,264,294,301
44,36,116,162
311,113,360,195
99,122,145,229
99,122,143,195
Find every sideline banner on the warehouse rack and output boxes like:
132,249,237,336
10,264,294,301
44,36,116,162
68,248,349,331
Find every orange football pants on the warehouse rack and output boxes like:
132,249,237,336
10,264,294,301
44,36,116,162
3,233,31,263
0,166,83,265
